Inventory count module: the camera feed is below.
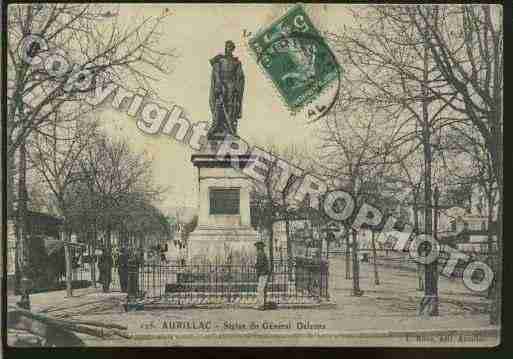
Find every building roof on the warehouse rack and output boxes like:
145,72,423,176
8,210,63,239
9,210,64,225
440,227,497,245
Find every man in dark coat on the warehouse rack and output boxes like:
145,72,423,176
98,249,113,293
254,241,269,310
117,247,129,292
127,249,143,298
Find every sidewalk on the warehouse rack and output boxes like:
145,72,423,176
7,286,127,318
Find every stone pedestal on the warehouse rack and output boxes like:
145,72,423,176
188,137,258,261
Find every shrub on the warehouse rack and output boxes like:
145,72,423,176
25,235,66,289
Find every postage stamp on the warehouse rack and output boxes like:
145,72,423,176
4,2,502,350
248,5,341,115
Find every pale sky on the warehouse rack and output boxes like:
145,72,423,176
96,4,355,215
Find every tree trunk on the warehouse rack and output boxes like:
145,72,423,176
345,233,351,279
486,191,495,299
419,137,438,316
16,140,30,309
413,194,424,291
418,34,438,317
103,226,113,293
490,187,502,325
284,217,293,281
371,230,380,285
490,76,503,323
64,223,73,297
7,146,19,292
7,141,16,215
93,221,98,287
88,242,96,287
318,225,323,259
64,230,73,297
14,241,20,295
285,218,292,262
268,221,274,273
351,229,362,296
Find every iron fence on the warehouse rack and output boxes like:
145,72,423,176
126,258,329,305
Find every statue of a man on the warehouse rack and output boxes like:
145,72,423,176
208,40,245,139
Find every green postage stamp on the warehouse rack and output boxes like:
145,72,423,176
248,5,341,114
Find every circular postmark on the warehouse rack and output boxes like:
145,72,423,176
254,31,342,123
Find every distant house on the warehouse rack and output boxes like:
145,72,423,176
439,219,497,254
273,220,310,259
409,203,497,254
446,210,489,234
9,210,63,239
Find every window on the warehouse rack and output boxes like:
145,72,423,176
451,221,457,232
481,221,486,231
209,188,240,215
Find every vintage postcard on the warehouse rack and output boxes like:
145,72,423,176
3,3,502,348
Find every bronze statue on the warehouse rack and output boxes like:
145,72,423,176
208,40,245,139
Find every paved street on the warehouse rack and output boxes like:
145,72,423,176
8,255,498,346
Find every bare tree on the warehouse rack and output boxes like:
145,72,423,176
322,4,502,320
366,3,503,324
409,5,502,189
7,3,175,306
440,123,498,298
392,152,425,291
323,5,494,316
121,196,171,254
250,142,312,266
28,114,99,296
416,6,503,323
7,4,174,157
317,106,395,296
74,135,164,291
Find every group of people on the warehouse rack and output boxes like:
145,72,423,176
97,247,144,294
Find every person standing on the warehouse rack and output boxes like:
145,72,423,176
97,251,103,286
98,249,113,293
128,249,143,298
254,241,269,310
117,247,129,292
